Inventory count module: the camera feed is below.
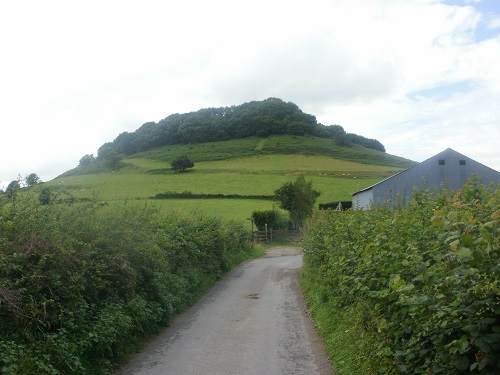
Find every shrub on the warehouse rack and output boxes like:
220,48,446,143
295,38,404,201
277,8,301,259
0,195,255,374
302,179,500,374
250,208,290,230
251,208,278,230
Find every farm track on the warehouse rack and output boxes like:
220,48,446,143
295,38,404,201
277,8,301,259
115,247,332,375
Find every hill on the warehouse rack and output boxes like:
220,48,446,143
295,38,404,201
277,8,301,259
50,99,416,224
85,98,386,164
67,134,413,179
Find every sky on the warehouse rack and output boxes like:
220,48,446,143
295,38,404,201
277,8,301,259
1,0,499,188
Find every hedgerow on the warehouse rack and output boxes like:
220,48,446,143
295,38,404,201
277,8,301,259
0,196,255,374
152,191,273,200
302,178,500,374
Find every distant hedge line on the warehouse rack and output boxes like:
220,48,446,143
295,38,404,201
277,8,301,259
0,196,256,374
302,179,500,374
152,191,274,200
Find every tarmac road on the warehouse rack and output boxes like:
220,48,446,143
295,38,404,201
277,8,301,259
115,247,332,375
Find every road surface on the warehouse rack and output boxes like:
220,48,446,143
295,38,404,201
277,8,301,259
116,247,332,375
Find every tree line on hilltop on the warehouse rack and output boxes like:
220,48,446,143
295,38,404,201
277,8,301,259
80,98,385,165
0,173,42,198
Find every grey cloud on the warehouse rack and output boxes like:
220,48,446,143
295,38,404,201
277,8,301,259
209,37,400,107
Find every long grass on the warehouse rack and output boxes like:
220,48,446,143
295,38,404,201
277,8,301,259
300,267,378,375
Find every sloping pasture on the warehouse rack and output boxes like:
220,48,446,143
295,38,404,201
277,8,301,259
51,154,404,223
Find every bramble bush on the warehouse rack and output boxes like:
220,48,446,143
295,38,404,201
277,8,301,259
0,195,254,374
302,178,500,374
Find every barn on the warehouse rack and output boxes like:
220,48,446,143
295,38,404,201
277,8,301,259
352,148,500,209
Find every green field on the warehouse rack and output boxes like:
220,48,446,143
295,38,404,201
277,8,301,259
128,135,414,168
51,159,398,225
51,136,414,224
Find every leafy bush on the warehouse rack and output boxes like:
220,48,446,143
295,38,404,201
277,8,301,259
251,208,290,230
170,155,195,172
302,178,500,374
251,209,278,230
0,195,255,374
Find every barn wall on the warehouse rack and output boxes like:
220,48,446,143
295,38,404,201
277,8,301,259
352,189,373,209
352,149,500,209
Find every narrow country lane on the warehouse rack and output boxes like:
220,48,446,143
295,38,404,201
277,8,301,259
115,247,332,375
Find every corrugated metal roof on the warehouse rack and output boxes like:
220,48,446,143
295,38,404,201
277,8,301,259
352,148,500,196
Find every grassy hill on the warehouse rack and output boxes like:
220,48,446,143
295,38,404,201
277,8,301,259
97,98,387,157
52,135,416,225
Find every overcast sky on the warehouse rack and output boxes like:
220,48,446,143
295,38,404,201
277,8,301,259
1,0,499,188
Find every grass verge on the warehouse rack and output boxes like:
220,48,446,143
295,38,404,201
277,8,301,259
300,266,378,375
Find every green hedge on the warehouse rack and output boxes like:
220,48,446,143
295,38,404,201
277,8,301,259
302,178,500,374
0,196,255,374
152,191,273,200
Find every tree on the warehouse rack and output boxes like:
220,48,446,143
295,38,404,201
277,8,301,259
274,175,320,228
79,154,96,166
25,173,42,187
5,179,21,199
97,142,114,160
171,155,194,172
104,151,122,170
